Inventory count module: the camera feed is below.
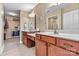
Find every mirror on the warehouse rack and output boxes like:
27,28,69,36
48,16,58,30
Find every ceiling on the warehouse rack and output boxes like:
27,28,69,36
3,3,38,16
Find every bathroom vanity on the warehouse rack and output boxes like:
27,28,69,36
22,30,37,48
35,32,79,56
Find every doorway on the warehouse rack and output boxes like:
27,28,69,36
4,16,20,40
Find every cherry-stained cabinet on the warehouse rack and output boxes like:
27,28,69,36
57,38,79,53
22,31,35,48
22,32,27,46
48,44,78,56
35,39,47,56
35,34,79,56
27,35,35,48
41,35,56,44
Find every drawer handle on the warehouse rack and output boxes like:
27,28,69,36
64,43,73,48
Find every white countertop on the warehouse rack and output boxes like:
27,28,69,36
27,33,36,37
36,32,79,41
22,30,39,32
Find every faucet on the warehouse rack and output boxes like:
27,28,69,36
52,16,58,34
54,29,58,34
53,23,58,34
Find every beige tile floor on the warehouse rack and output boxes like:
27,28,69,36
0,38,35,56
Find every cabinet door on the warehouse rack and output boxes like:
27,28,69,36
23,37,27,46
48,44,78,56
22,36,25,44
27,38,35,48
35,39,47,56
22,32,27,46
24,37,28,46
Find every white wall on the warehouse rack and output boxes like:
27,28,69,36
0,4,4,54
20,11,29,43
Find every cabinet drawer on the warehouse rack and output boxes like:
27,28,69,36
41,35,55,44
57,38,79,53
36,34,41,39
48,44,78,56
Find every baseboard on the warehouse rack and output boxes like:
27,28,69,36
0,44,4,55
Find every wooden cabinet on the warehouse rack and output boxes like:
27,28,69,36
23,37,27,46
27,35,35,41
27,35,35,48
22,31,35,48
27,39,35,48
35,39,47,56
48,44,78,56
22,32,27,46
57,38,79,53
36,34,41,39
48,44,56,56
41,35,56,44
35,34,79,56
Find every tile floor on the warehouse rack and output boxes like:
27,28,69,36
0,38,35,56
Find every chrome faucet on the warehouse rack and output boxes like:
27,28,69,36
52,16,58,34
54,29,58,34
